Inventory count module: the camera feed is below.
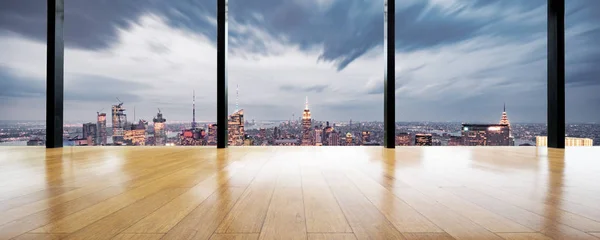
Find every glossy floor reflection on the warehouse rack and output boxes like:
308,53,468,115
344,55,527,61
0,147,600,239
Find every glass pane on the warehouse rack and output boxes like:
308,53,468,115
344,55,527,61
395,1,547,147
565,0,600,146
63,1,217,146
228,0,384,146
0,1,46,146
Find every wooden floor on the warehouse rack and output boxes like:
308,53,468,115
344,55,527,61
1,147,600,240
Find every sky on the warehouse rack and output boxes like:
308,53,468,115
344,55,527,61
0,0,599,123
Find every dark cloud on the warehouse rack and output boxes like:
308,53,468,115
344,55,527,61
0,66,45,98
65,74,152,102
280,84,328,93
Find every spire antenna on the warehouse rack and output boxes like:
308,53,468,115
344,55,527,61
192,90,196,128
305,96,309,110
504,102,506,112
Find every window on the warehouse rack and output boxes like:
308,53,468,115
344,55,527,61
63,1,217,146
0,1,46,146
228,0,384,146
565,0,600,146
395,0,547,147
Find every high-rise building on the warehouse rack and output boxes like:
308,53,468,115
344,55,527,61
461,124,510,146
315,126,323,146
415,134,433,146
301,97,313,146
395,132,412,146
499,103,510,127
273,127,280,141
97,112,107,145
228,109,244,146
111,102,127,145
124,120,147,146
330,130,340,146
536,136,594,147
448,135,463,146
207,124,218,145
153,110,167,146
83,123,97,146
345,132,354,146
361,131,371,145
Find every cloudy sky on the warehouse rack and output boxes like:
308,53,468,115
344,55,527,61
0,0,598,123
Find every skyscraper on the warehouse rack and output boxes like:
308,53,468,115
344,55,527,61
415,134,433,146
345,132,354,146
499,103,510,127
228,109,244,146
153,110,167,146
361,131,371,145
111,102,127,145
207,124,218,145
83,123,97,146
330,130,341,146
301,97,313,146
97,112,107,145
461,124,510,146
315,126,323,146
124,120,147,146
395,132,412,146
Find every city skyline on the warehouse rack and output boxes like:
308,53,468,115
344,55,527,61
1,0,599,123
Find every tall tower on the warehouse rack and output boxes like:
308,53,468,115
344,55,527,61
112,101,126,145
499,103,510,127
301,96,313,146
97,112,107,145
153,109,167,146
192,90,197,129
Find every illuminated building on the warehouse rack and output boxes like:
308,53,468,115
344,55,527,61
275,139,299,146
536,136,594,147
448,135,463,146
395,132,411,146
415,134,433,146
124,120,147,146
329,130,341,146
345,132,354,146
361,131,371,145
83,123,97,146
244,135,253,146
301,97,313,146
111,101,127,145
461,124,510,146
97,112,107,145
207,124,217,145
499,103,514,146
228,109,244,146
180,128,206,146
315,126,323,146
153,110,167,146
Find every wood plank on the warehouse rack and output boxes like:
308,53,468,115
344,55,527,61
401,233,456,240
0,187,78,212
391,188,502,240
216,161,278,233
0,187,128,239
446,187,599,240
301,167,352,233
12,233,68,240
259,187,306,240
210,234,260,240
496,233,553,240
30,163,222,234
161,187,246,240
307,233,357,240
344,170,443,233
323,171,406,239
123,168,239,233
112,233,164,240
62,188,188,240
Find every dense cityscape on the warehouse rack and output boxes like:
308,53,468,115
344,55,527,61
0,91,597,147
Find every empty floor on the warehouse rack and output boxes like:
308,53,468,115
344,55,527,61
1,146,600,240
